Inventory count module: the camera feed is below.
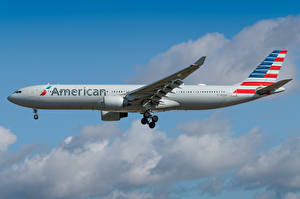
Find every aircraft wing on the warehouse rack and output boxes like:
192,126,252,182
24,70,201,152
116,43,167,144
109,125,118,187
256,79,292,95
125,56,206,106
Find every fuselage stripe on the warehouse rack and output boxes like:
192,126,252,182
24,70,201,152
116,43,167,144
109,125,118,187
233,89,256,94
241,82,274,86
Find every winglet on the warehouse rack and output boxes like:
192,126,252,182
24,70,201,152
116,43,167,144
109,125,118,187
194,56,206,66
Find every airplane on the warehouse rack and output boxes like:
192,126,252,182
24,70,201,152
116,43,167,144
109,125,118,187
8,50,292,128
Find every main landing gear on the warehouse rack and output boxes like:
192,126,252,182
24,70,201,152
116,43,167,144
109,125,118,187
33,109,39,120
141,111,159,129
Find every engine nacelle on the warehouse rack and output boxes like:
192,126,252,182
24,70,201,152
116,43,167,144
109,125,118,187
101,111,128,121
101,96,124,110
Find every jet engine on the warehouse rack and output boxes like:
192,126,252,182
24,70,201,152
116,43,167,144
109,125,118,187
101,111,128,121
101,96,124,110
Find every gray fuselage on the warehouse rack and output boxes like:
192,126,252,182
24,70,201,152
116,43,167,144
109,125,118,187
8,84,262,113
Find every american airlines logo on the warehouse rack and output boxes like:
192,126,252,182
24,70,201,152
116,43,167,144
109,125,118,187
40,85,52,96
47,87,107,96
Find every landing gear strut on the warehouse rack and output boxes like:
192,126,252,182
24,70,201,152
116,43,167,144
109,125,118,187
140,111,159,129
143,111,151,118
33,109,38,120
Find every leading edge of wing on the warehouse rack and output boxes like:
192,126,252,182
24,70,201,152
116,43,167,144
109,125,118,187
128,56,206,96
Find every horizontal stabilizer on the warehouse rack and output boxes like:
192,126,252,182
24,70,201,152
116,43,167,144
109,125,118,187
256,79,292,95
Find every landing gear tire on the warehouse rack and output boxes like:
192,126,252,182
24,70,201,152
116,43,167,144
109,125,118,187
33,109,38,120
152,115,158,122
141,117,148,125
149,122,155,129
141,111,157,128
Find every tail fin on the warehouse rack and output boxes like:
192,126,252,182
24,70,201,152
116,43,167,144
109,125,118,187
234,50,287,94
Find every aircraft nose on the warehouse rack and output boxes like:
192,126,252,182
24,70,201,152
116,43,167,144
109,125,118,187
7,95,12,102
7,94,15,103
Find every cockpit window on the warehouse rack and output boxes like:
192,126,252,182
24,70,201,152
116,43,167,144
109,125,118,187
14,90,22,94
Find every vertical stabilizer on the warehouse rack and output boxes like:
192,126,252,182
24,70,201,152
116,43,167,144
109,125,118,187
234,50,287,94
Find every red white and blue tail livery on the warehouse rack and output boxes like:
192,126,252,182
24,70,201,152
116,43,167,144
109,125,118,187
8,50,292,128
234,50,289,94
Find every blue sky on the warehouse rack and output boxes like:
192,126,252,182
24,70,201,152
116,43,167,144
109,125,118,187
0,1,300,199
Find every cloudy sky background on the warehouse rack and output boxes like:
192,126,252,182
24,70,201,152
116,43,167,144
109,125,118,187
0,1,300,199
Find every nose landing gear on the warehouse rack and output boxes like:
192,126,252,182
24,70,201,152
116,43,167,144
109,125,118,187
140,111,159,129
33,109,39,120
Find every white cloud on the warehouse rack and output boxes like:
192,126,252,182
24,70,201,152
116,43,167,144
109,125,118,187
283,193,300,199
236,136,300,193
0,114,263,199
153,126,262,182
176,113,231,136
0,126,17,153
254,191,278,199
102,191,154,199
131,16,299,88
199,177,225,196
254,191,300,199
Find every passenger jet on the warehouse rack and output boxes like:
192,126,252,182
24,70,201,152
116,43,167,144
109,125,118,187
8,50,292,128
